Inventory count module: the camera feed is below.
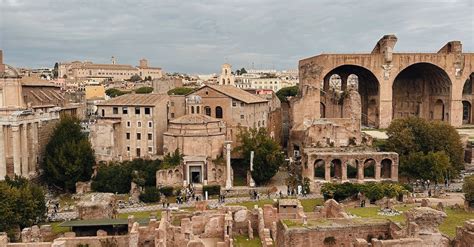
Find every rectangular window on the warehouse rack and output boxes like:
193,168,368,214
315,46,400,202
127,121,131,127
148,121,153,128
113,107,118,114
148,133,152,140
144,107,151,115
123,107,128,114
232,102,237,107
137,121,142,127
135,107,140,115
126,133,130,140
127,146,130,151
136,148,141,157
240,115,245,119
171,113,175,118
137,133,141,140
148,147,153,153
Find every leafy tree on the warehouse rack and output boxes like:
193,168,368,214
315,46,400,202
382,117,464,181
139,186,160,203
235,68,247,75
163,149,183,169
53,62,59,78
42,115,95,192
167,87,194,95
0,176,46,239
463,175,474,204
134,86,154,94
105,88,128,98
276,86,299,102
236,128,285,185
129,74,142,82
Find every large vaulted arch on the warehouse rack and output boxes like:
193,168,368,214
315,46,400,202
392,63,452,121
321,65,380,127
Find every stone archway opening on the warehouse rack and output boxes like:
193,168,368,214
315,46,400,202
330,159,342,179
320,102,326,118
392,63,452,122
322,65,380,127
381,159,392,179
314,159,325,180
346,160,358,179
363,159,376,179
462,73,474,125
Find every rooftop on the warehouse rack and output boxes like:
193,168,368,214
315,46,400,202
203,85,268,104
97,93,167,106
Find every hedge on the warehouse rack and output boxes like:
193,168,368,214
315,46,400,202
321,182,408,202
139,186,161,203
159,186,174,197
203,185,221,196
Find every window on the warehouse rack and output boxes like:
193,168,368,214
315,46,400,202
148,121,153,128
144,107,151,115
240,115,244,119
148,133,152,140
170,101,175,106
205,106,211,116
191,106,195,114
101,109,105,117
127,146,130,151
137,121,142,127
137,133,141,140
123,107,128,114
135,107,140,115
215,106,223,119
136,148,141,157
127,121,131,127
113,107,118,114
196,106,200,114
232,102,237,107
241,102,244,107
171,113,175,118
126,133,130,140
148,147,153,153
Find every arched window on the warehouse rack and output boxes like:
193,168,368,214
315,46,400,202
227,78,231,84
215,106,223,118
196,106,200,114
222,79,225,84
191,106,195,114
205,106,211,116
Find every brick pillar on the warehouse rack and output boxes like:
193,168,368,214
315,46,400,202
21,123,29,177
29,122,38,174
341,159,348,181
325,160,331,181
391,161,399,182
12,125,21,176
0,125,5,180
375,161,381,181
357,160,364,183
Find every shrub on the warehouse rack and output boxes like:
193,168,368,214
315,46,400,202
135,86,153,94
321,182,407,202
167,87,194,95
139,187,160,203
159,186,174,197
203,185,221,196
463,175,474,203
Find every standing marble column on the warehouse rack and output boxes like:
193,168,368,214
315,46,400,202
29,122,38,175
249,151,255,187
21,123,29,177
325,161,331,181
225,141,232,189
0,125,6,180
12,125,21,176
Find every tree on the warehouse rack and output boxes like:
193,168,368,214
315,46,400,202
276,86,299,102
105,88,128,98
129,74,142,82
135,86,154,94
382,117,464,181
463,175,474,204
167,87,194,95
52,62,59,78
0,176,46,239
41,115,95,192
235,68,247,75
163,149,183,169
236,128,285,185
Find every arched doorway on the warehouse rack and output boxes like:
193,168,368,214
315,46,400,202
314,159,325,180
392,63,451,121
381,159,392,179
462,73,474,125
463,101,471,124
363,159,376,179
330,159,342,180
322,65,380,127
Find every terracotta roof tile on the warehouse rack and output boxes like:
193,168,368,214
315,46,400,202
97,93,167,106
203,85,268,104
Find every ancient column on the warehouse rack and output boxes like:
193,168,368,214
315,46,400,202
29,122,38,174
324,160,331,181
357,160,364,183
249,151,255,187
12,125,21,176
375,161,381,181
225,141,232,189
21,123,29,177
341,161,348,181
0,125,6,180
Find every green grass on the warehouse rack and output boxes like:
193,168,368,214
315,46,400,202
346,205,474,237
300,198,324,212
227,199,276,209
117,210,162,219
234,235,262,247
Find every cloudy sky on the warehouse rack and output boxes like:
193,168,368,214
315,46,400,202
0,0,472,73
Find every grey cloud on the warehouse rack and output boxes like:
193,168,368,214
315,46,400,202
0,0,472,73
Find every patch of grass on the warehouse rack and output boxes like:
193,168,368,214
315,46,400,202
117,210,162,219
346,205,413,224
227,199,275,210
439,208,474,238
300,198,324,212
233,235,262,247
40,222,70,234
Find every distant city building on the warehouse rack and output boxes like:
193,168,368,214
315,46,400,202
217,63,235,86
58,57,163,82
